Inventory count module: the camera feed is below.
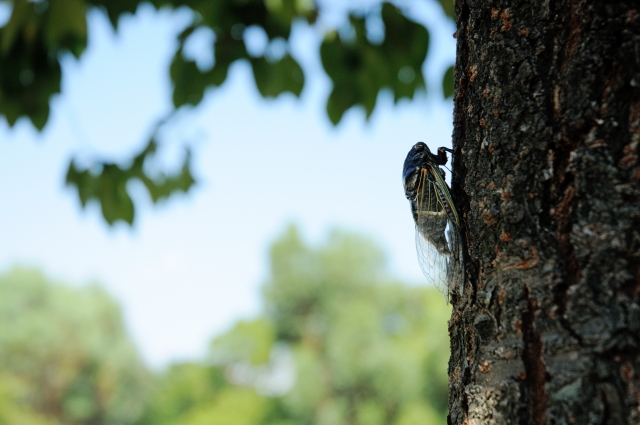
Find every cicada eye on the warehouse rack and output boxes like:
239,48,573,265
413,143,425,152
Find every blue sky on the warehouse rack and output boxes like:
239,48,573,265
0,1,455,368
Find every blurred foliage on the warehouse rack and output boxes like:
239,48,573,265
436,0,455,19
0,268,150,425
66,137,195,225
0,0,454,225
264,226,450,423
136,363,227,425
321,4,429,124
0,227,451,424
138,225,451,425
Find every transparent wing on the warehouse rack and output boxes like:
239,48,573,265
415,223,449,299
413,169,464,302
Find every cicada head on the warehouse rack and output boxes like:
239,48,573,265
403,142,438,198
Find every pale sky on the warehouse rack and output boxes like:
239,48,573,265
0,1,455,368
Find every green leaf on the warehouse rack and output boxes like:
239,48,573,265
86,0,140,29
65,162,135,225
320,2,429,125
380,2,429,103
66,135,196,225
45,0,88,58
265,0,317,27
442,64,454,99
325,82,357,125
170,31,248,108
436,0,456,19
0,0,35,54
0,28,62,130
140,149,196,203
29,103,51,130
97,164,135,225
171,55,211,107
250,54,304,98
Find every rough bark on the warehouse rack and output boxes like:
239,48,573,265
449,1,640,424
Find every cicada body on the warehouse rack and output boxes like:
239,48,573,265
403,142,464,301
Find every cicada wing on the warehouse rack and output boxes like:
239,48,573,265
415,224,449,300
413,168,464,302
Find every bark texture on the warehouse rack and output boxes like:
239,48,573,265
449,1,640,424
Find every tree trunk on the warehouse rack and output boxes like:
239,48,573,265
448,1,640,424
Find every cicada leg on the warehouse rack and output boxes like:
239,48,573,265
436,146,454,166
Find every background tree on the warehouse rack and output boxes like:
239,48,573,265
0,268,150,425
138,225,451,425
448,1,640,424
262,226,449,424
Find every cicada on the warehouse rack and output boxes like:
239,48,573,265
403,142,464,301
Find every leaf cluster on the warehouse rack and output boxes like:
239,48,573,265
0,0,454,225
321,3,429,124
66,135,195,225
0,0,84,129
